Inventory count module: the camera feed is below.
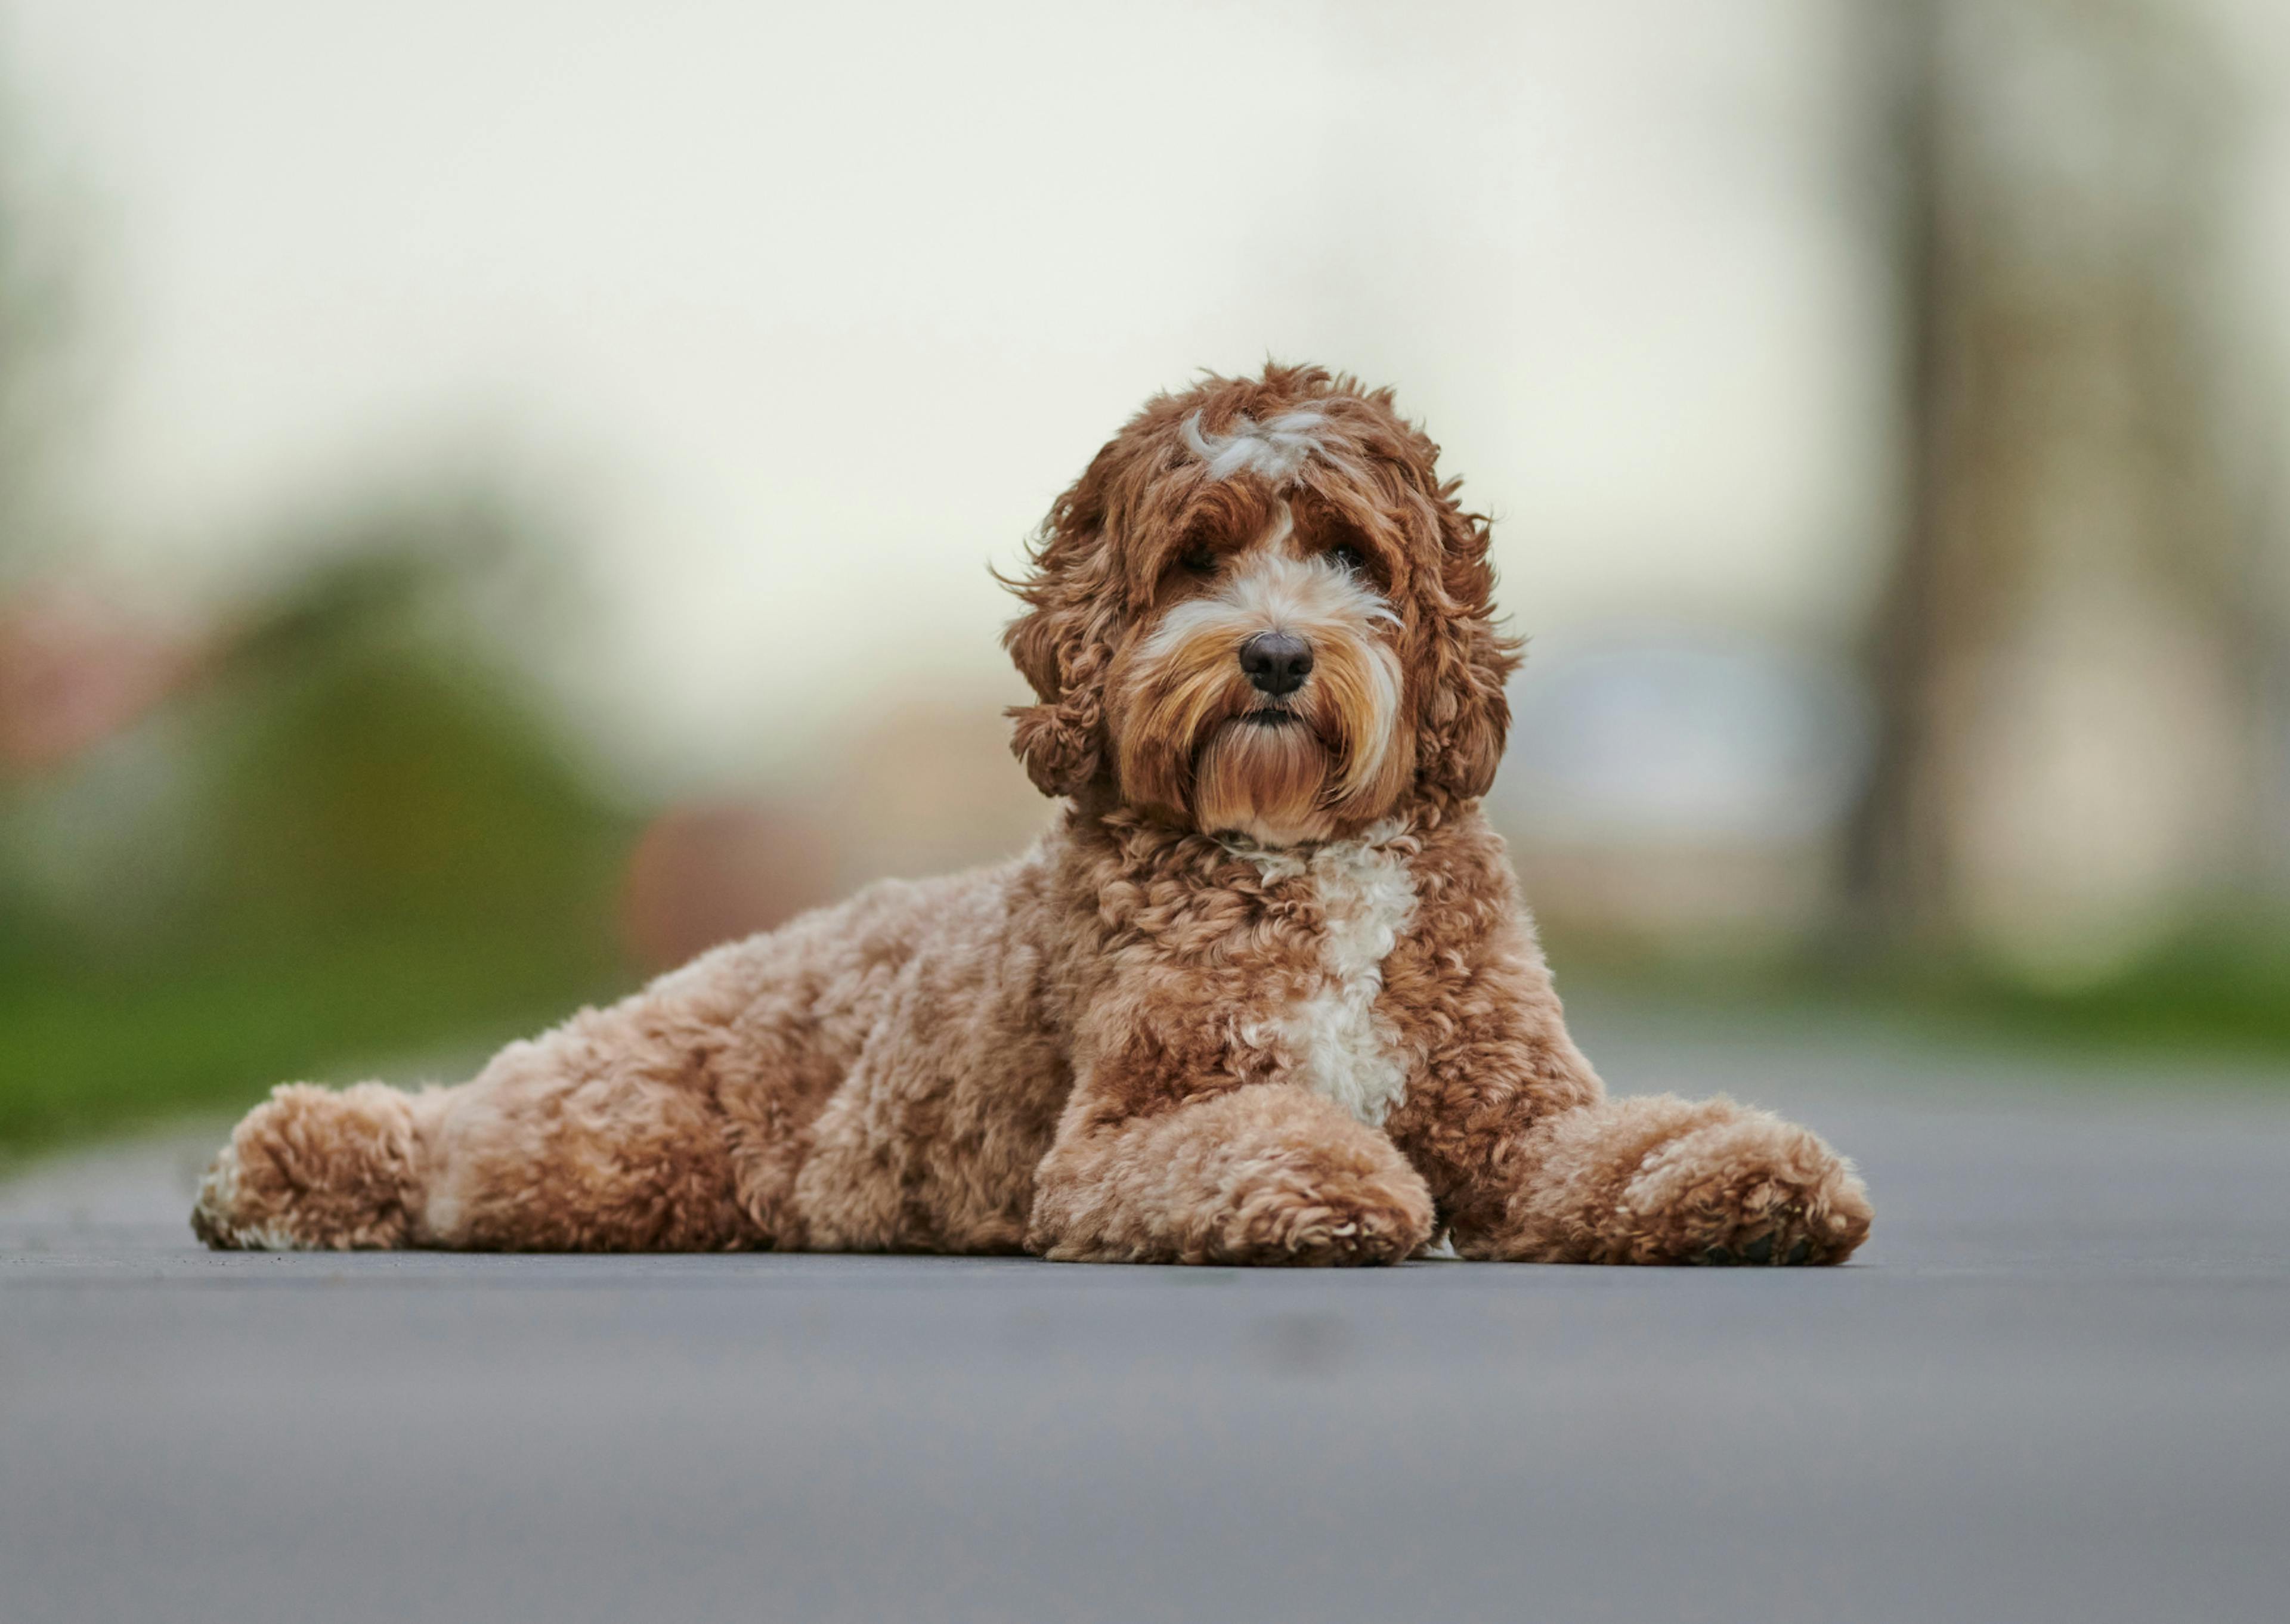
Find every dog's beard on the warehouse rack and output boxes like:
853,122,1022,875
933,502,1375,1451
1112,616,1410,845
1193,716,1336,844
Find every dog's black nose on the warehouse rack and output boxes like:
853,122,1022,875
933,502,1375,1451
1239,631,1314,696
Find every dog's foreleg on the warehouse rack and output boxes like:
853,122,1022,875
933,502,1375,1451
1452,1092,1873,1266
1025,1072,1434,1266
1382,945,1871,1266
1394,1047,1875,1265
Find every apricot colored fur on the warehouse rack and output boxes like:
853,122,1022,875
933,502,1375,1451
193,365,1871,1267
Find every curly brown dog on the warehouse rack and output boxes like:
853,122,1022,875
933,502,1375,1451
193,364,1872,1266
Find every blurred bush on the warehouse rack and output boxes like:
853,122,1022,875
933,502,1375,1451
0,501,637,1154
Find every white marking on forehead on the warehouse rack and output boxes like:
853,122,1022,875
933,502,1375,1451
1183,409,1329,482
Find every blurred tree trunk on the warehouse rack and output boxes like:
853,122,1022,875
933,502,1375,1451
1842,0,1955,947
1843,0,2284,978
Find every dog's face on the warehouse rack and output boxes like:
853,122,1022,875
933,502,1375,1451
1004,365,1518,845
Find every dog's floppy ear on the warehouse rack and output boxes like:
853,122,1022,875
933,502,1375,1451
1001,498,1122,799
1414,486,1521,801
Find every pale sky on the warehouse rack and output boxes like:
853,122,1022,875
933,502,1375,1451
11,0,2276,789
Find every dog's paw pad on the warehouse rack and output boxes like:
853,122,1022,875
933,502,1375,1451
1740,1233,1774,1265
1785,1238,1811,1265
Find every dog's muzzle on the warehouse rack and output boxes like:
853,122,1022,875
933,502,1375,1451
1238,631,1313,696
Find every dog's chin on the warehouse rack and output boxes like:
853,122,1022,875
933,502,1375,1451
1192,714,1336,846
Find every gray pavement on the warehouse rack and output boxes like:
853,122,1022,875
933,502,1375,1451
5,1005,2289,1624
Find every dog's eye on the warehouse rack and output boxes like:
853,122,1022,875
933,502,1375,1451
1329,542,1368,575
1180,545,1218,575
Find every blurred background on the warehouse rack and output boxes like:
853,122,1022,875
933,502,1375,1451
2,0,2286,1157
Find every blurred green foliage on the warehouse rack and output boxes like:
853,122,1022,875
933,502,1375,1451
0,517,638,1155
1877,925,2290,1058
1547,912,2290,1067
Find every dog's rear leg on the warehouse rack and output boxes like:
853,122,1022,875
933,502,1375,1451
194,985,785,1253
192,1080,445,1250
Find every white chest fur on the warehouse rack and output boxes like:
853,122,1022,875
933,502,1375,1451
1235,824,1419,1127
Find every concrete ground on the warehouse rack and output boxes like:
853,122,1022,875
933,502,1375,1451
5,1004,2288,1624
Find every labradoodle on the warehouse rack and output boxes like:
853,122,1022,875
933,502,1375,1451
193,364,1872,1266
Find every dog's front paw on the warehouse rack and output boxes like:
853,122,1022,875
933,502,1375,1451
1032,1141,1436,1266
1622,1104,1871,1267
1217,1164,1435,1266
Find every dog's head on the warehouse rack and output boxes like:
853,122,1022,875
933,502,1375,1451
1002,364,1519,845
